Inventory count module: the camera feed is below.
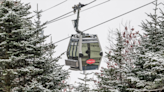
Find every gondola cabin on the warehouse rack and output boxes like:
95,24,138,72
65,34,103,71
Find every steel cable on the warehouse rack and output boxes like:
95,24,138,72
48,0,110,24
53,0,155,44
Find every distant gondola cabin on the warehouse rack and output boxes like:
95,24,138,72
65,34,102,71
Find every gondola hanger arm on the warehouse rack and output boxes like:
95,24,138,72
72,0,97,34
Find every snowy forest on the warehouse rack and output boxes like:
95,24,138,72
0,0,164,92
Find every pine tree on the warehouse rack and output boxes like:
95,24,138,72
92,25,140,92
0,1,70,91
126,0,164,91
92,31,126,92
73,72,92,92
0,1,34,91
23,5,70,92
93,65,119,92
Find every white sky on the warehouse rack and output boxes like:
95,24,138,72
18,0,163,89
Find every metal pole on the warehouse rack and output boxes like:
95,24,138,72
73,3,84,71
79,34,83,71
76,5,80,33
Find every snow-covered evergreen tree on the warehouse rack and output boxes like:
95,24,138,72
23,6,70,92
126,0,164,91
92,31,127,92
92,25,140,92
93,64,120,92
0,1,34,91
0,1,70,91
73,72,92,92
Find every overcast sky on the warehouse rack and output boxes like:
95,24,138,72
17,0,163,89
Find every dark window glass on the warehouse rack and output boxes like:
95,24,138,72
81,42,101,67
67,40,78,60
90,43,101,65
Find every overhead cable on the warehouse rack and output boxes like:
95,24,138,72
33,0,67,17
42,0,67,13
47,0,96,24
28,0,96,43
47,11,73,24
82,0,155,32
48,0,110,24
53,0,155,44
31,1,96,39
